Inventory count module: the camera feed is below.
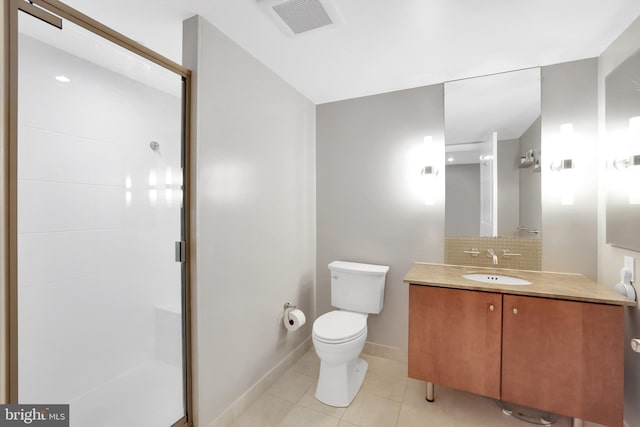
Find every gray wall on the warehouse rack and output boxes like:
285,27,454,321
183,16,316,426
541,58,598,279
445,164,480,236
497,138,520,238
598,15,640,427
519,116,542,238
316,85,445,350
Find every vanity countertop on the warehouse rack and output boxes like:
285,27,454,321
404,262,636,306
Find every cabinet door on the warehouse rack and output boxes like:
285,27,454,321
502,295,624,427
408,285,502,399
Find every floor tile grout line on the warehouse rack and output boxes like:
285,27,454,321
240,347,576,427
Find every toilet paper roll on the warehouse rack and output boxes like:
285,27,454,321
284,309,306,332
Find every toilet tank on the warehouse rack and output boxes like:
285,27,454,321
329,261,390,314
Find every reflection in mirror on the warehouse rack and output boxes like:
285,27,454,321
445,68,541,239
606,49,640,251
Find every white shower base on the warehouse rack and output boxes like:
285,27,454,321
69,360,184,427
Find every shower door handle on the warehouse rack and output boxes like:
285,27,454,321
175,241,186,263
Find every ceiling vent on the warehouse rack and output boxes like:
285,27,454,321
259,0,343,37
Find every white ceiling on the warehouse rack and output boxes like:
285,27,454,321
60,0,640,104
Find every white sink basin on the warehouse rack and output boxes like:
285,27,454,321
463,273,532,286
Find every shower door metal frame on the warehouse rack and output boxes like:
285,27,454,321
2,1,194,426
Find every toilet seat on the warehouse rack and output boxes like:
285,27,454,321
313,311,367,344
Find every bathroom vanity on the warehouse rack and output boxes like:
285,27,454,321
404,263,635,427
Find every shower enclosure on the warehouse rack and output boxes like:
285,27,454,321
6,1,192,426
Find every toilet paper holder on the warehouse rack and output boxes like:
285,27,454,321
283,302,297,323
283,303,306,331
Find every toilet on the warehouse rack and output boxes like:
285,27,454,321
312,260,390,407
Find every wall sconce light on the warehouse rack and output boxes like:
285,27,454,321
608,116,640,204
148,168,157,187
165,167,174,206
550,123,576,206
421,136,440,205
149,168,157,206
421,166,438,176
612,116,640,169
550,123,575,171
125,174,132,207
421,135,437,174
550,159,574,171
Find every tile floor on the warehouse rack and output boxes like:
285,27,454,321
232,348,578,427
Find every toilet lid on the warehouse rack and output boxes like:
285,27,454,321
313,311,367,343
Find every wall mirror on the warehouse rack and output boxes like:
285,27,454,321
606,49,640,251
444,68,542,239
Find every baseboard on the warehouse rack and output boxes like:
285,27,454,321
207,336,312,427
362,341,407,363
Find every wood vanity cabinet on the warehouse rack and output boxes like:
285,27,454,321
408,285,624,427
408,285,502,399
501,294,623,427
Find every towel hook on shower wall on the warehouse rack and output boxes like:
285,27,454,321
150,141,160,151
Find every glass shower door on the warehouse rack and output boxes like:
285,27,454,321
16,7,186,427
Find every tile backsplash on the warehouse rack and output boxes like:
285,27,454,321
445,236,541,271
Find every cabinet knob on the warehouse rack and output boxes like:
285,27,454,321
512,308,518,315
489,304,495,312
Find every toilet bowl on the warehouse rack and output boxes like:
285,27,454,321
312,261,389,407
312,310,368,407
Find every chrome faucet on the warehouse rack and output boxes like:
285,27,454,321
487,248,498,265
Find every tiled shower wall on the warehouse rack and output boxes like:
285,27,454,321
17,34,182,404
445,236,542,270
